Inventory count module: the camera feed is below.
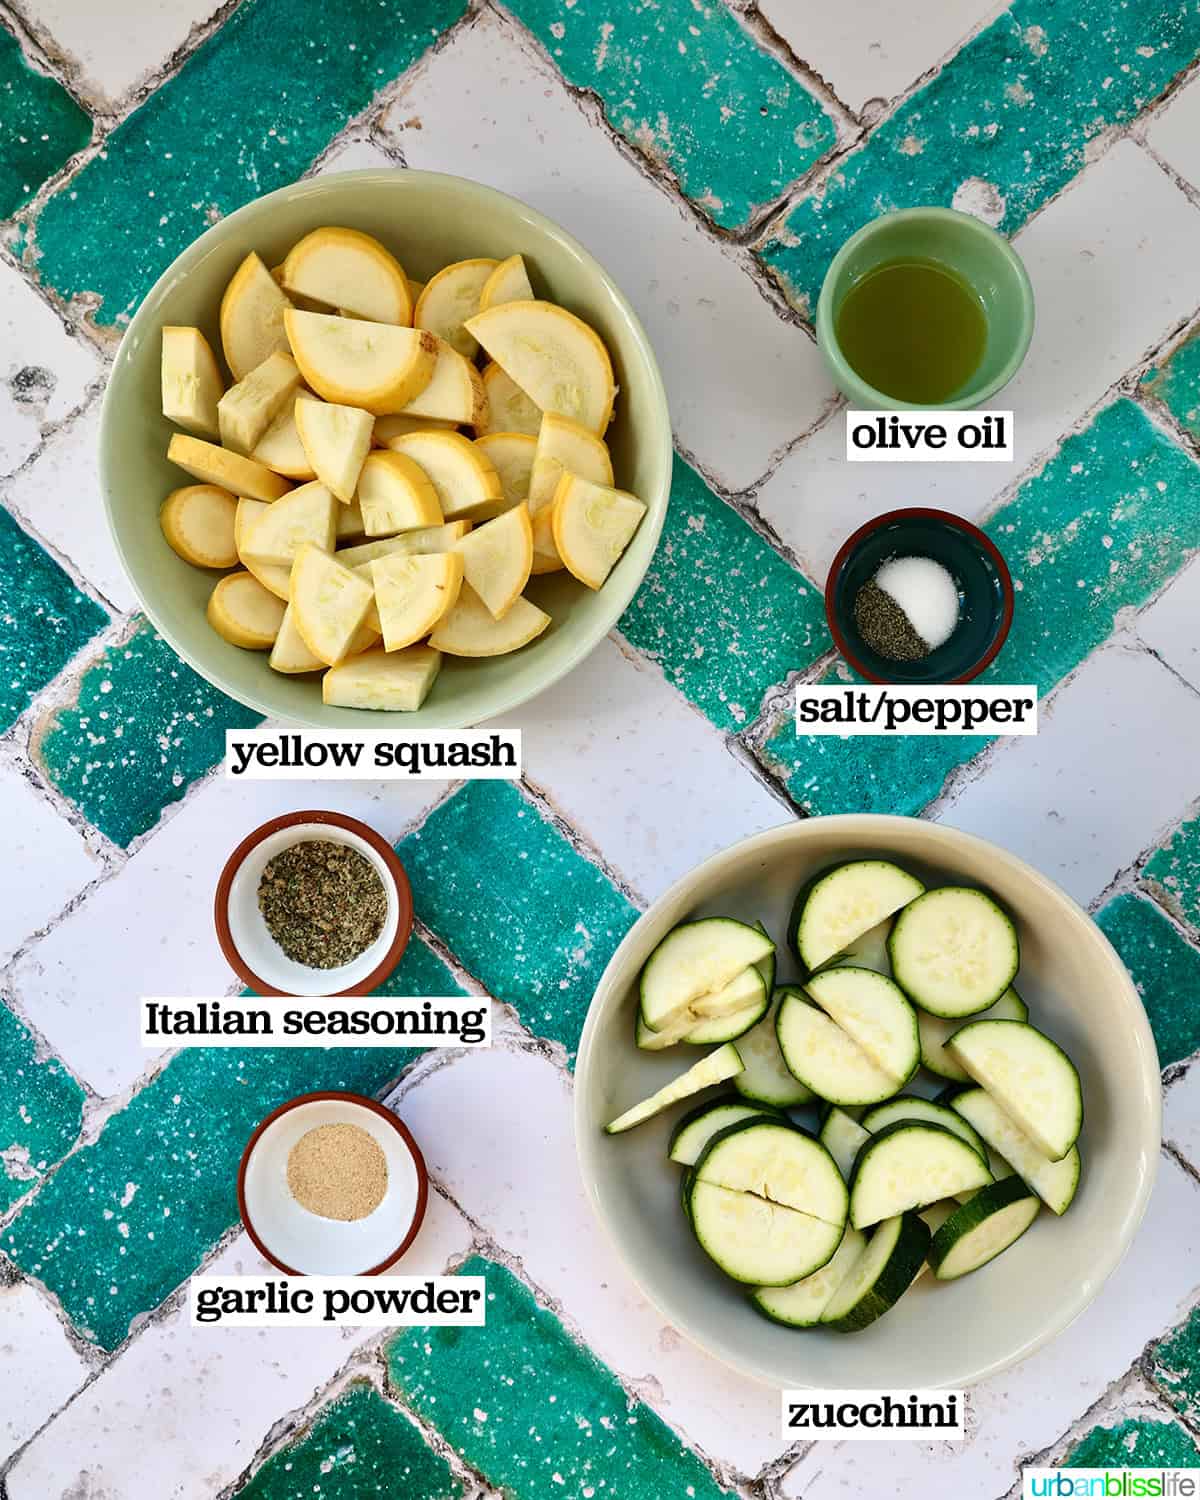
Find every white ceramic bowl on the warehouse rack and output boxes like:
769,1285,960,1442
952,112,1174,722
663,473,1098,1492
574,816,1161,1389
239,1092,427,1275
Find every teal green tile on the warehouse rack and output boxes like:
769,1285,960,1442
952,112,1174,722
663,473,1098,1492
386,1257,736,1500
1065,1415,1200,1468
239,1382,462,1500
620,454,830,731
0,506,108,733
759,1,1200,313
0,1000,85,1213
399,781,636,1063
1144,329,1200,440
29,0,465,325
0,26,91,219
3,933,456,1350
1145,815,1200,933
1150,1304,1200,1431
505,0,835,230
1096,893,1200,1069
34,617,260,847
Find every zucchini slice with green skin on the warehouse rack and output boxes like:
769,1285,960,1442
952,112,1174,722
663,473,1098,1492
848,1121,992,1230
776,990,900,1107
790,861,925,973
752,1227,867,1328
826,917,893,976
819,1106,871,1179
804,966,919,1086
950,1086,1080,1214
605,1043,743,1134
928,1175,1040,1279
918,987,1028,1081
668,1097,782,1166
636,966,767,1050
888,887,1019,1018
947,1020,1082,1161
753,919,776,994
688,1180,845,1286
685,969,770,1045
859,1096,988,1162
732,995,813,1108
692,1118,848,1226
820,1212,931,1332
639,918,775,1033
912,1200,958,1282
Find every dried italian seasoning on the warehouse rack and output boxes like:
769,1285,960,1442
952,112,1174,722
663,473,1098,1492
258,838,387,969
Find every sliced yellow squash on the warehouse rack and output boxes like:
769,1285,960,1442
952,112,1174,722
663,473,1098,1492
398,336,487,426
217,351,301,455
207,571,286,649
414,258,498,359
161,326,223,438
293,397,374,503
480,362,541,436
551,472,647,590
241,481,337,568
453,502,532,620
372,412,459,446
269,604,325,674
370,551,464,652
323,644,442,711
430,582,550,657
282,227,412,325
465,301,615,435
336,497,367,541
479,253,534,312
336,522,471,569
220,252,292,381
167,433,293,503
406,278,424,304
528,411,614,572
356,449,443,537
385,430,504,523
474,431,535,510
271,263,330,313
252,390,319,479
235,499,292,599
284,310,437,415
160,484,238,569
291,544,375,666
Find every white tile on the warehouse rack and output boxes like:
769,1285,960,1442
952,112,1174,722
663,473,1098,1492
0,1280,90,1453
944,647,1200,906
1145,71,1200,191
10,774,442,1098
3,403,136,612
1165,1066,1200,1169
24,0,225,110
0,767,97,963
756,141,1200,581
782,1150,1200,1498
6,1193,472,1499
505,637,784,902
757,0,1001,115
1137,557,1200,694
0,261,99,478
377,12,833,493
394,1047,787,1474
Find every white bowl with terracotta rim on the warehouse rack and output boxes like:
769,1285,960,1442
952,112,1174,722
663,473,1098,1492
214,810,413,997
238,1091,428,1275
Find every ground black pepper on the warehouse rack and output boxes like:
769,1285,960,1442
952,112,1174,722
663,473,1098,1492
258,839,387,969
853,580,930,661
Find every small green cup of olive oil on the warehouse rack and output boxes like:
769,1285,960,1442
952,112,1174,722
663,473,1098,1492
816,206,1034,410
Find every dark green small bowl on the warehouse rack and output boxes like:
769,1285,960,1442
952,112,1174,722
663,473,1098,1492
825,508,1013,684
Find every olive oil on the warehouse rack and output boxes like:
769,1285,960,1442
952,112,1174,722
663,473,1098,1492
835,259,987,404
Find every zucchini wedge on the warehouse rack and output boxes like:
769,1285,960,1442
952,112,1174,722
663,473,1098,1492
804,965,919,1086
947,1020,1082,1161
790,860,924,973
639,918,775,1034
821,1212,930,1332
692,1119,848,1226
950,1085,1080,1214
826,917,893,976
752,1227,867,1328
776,990,900,1107
848,1121,992,1230
732,994,813,1108
928,1175,1041,1280
636,965,767,1050
667,1097,781,1167
888,887,1019,1018
859,1096,988,1162
818,1106,871,1180
688,1180,844,1286
918,986,1028,1081
604,1043,742,1134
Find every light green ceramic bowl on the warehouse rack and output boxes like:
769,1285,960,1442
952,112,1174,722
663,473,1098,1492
100,170,672,728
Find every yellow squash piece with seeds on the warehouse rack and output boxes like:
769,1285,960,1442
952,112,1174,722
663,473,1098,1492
336,498,367,542
282,227,412,326
220,252,293,381
284,310,437,415
235,499,292,599
167,433,293,503
474,431,535,511
429,582,550,657
291,544,375,666
240,481,337,568
528,411,614,573
356,450,443,537
370,551,464,652
336,522,471,570
453,502,533,620
385,429,505,523
372,412,459,446
294,397,374,504
479,253,534,312
465,301,615,435
217,351,301,455
414,258,498,358
207,571,287,649
551,472,646,590
161,326,224,438
252,390,320,479
323,645,443,711
398,335,487,427
160,484,239,569
479,362,541,437
271,602,376,673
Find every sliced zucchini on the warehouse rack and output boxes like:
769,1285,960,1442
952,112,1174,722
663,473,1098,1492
790,860,925,973
948,1020,1082,1162
775,990,900,1107
918,986,1028,1081
889,887,1019,1018
826,917,893,976
950,1085,1081,1214
692,1119,848,1226
639,919,775,1035
731,996,813,1108
848,1121,992,1230
667,1097,781,1166
859,1096,988,1162
820,1212,930,1332
635,966,768,1050
927,1175,1041,1280
913,1199,958,1282
604,1043,742,1134
818,1106,871,1179
688,1180,844,1287
804,966,918,1086
752,1227,867,1328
